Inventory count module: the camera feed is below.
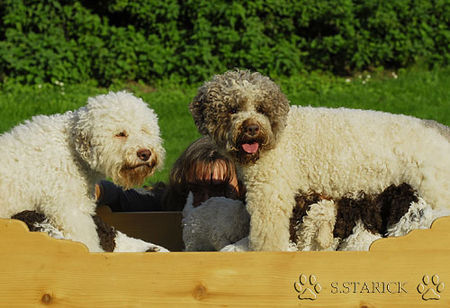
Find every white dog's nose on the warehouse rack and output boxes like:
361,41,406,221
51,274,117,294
137,149,151,161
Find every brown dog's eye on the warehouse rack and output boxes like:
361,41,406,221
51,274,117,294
257,106,266,115
229,107,238,114
115,131,128,138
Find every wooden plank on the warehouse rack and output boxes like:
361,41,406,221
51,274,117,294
371,217,450,251
1,217,450,306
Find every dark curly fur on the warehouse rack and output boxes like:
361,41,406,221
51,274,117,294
332,192,385,239
376,183,418,234
93,215,116,252
189,69,290,165
290,183,419,245
11,210,47,232
289,193,323,243
333,183,418,239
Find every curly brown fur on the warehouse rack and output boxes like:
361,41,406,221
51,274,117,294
11,210,47,232
334,195,367,239
189,69,290,165
376,183,418,234
289,192,322,243
333,183,418,239
92,215,116,252
358,195,384,234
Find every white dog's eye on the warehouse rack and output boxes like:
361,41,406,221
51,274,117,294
115,131,128,138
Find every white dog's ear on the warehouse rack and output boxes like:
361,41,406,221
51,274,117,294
70,107,95,166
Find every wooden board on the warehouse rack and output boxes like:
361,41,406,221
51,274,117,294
1,216,450,307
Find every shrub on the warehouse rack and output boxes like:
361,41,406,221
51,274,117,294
0,0,448,85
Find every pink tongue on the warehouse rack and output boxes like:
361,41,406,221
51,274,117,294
242,143,259,154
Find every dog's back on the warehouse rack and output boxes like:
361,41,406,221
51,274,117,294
277,106,450,209
422,119,450,141
0,112,79,217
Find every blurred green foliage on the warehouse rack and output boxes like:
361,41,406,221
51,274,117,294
1,0,448,86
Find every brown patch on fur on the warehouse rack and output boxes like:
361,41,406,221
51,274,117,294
376,183,418,234
334,183,418,239
334,195,364,239
289,192,322,243
357,193,384,234
11,210,46,231
334,192,383,239
145,247,159,252
93,215,116,252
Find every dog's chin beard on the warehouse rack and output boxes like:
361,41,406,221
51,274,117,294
236,150,260,165
116,162,155,189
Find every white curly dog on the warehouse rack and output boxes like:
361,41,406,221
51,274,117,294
190,69,450,251
0,91,165,252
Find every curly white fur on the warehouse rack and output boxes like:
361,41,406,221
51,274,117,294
190,70,450,251
338,220,382,251
295,199,339,251
0,91,165,252
245,107,450,251
182,192,250,251
220,197,450,252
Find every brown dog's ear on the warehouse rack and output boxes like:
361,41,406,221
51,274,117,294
189,88,209,135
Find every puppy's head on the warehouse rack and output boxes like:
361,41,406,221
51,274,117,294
71,91,165,188
189,69,290,165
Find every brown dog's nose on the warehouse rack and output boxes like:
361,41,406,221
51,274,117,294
245,124,260,136
137,149,151,161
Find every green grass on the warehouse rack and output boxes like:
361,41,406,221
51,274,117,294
280,67,450,125
1,67,449,184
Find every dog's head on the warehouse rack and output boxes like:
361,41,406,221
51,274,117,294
190,69,290,165
71,91,165,189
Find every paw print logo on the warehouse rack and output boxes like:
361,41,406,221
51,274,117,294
417,274,445,300
294,274,322,300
